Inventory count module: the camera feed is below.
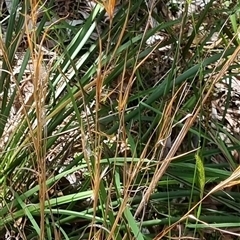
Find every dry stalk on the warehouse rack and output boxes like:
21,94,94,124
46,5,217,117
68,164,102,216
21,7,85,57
151,43,240,239
135,43,240,219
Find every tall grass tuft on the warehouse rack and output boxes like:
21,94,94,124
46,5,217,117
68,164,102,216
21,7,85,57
0,0,239,239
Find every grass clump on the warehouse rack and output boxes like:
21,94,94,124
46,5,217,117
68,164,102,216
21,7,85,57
0,0,240,239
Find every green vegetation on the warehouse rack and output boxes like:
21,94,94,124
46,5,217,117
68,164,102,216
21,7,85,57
0,0,240,239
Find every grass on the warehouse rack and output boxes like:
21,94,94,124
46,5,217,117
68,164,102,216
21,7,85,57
0,0,240,239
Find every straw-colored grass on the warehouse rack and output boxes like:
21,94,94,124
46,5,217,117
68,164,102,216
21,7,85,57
0,0,239,239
